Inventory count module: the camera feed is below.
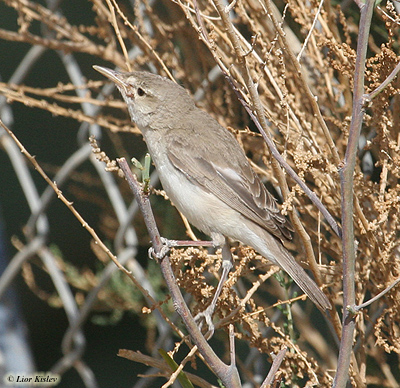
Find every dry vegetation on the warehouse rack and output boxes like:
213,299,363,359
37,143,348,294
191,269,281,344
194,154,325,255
0,0,400,387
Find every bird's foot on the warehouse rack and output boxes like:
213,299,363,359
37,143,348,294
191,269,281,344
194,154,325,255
148,237,171,260
194,305,216,339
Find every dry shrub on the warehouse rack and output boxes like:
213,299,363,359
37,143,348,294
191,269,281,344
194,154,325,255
0,0,399,387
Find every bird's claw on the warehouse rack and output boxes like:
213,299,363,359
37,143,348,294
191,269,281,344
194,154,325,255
148,237,171,260
194,305,215,339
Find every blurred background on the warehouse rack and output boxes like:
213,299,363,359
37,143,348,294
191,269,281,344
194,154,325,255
1,0,400,387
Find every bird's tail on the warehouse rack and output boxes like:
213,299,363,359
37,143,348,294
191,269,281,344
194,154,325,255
256,231,331,312
274,242,331,312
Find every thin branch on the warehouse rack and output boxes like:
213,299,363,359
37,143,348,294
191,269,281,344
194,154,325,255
367,59,400,100
334,1,375,387
0,28,126,67
354,276,400,311
260,347,287,388
297,0,325,62
243,105,342,238
106,0,132,71
161,345,198,388
229,324,236,368
0,83,133,133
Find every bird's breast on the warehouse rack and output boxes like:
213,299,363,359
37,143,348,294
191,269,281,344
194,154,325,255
142,130,247,241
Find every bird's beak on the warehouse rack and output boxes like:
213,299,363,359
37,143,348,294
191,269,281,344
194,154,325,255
93,65,128,93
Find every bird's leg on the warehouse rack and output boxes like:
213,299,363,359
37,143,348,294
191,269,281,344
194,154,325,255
164,239,215,248
194,238,233,338
149,236,234,337
148,237,215,260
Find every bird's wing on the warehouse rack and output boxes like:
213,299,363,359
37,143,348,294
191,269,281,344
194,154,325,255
166,133,293,242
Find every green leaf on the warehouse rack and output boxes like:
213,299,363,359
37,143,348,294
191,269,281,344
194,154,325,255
158,349,194,388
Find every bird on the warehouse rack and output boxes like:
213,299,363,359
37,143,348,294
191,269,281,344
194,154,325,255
93,65,331,320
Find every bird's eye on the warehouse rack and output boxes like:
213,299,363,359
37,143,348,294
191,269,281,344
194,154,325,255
137,87,145,97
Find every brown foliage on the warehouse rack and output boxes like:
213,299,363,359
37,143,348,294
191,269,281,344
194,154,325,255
1,0,400,386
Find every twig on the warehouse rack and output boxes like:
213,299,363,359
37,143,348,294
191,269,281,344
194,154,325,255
297,0,325,62
0,25,126,67
229,324,236,368
61,52,141,254
367,59,400,100
260,347,287,388
243,105,342,238
106,0,132,71
354,276,400,311
0,83,131,133
334,1,375,387
161,345,198,388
